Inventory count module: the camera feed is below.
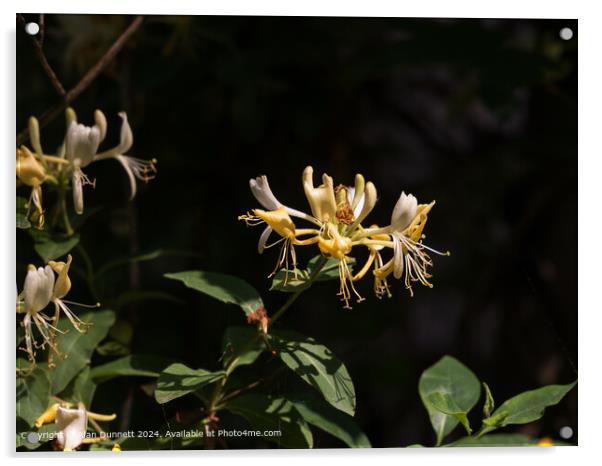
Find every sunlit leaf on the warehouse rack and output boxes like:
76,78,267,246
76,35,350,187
483,382,576,429
418,356,481,445
155,363,225,404
165,270,264,316
270,330,356,416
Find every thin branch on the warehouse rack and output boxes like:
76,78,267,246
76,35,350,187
16,15,145,146
17,14,65,97
218,380,264,405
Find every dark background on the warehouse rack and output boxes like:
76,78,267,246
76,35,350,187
16,15,577,448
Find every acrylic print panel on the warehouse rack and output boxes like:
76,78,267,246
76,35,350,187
15,14,577,451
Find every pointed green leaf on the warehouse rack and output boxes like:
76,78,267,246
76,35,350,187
427,391,472,435
226,394,313,448
484,382,576,429
418,356,481,445
50,310,116,394
289,392,371,448
90,355,174,383
155,363,225,404
165,270,263,316
33,233,80,263
270,330,356,416
482,382,495,418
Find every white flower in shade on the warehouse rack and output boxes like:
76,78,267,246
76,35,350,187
65,110,106,169
55,405,88,451
19,265,56,361
34,402,117,451
17,255,95,363
65,110,156,214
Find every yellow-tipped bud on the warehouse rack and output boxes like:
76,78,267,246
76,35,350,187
16,147,46,187
112,443,122,452
49,255,73,300
253,207,296,239
34,403,60,428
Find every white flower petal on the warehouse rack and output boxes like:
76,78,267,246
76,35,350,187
249,176,282,211
72,170,85,215
349,181,377,230
391,191,417,232
347,187,365,219
66,122,102,167
23,265,54,313
56,405,87,451
115,155,138,200
257,226,273,254
393,237,404,279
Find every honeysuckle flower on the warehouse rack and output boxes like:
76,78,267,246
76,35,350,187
17,255,95,363
240,166,448,308
65,109,157,214
50,403,117,451
17,264,57,361
16,147,46,227
56,404,88,451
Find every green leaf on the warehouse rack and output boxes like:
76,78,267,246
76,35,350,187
226,394,313,448
289,392,371,448
17,213,31,229
482,382,495,418
418,356,481,445
155,363,225,404
165,270,263,316
271,256,355,292
222,326,264,369
60,367,97,407
17,420,56,450
446,433,538,447
16,361,51,427
90,355,174,383
427,391,472,435
483,382,576,429
49,310,116,394
270,330,356,416
33,234,80,263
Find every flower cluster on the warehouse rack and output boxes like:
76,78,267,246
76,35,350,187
16,255,97,364
239,166,449,309
16,108,157,228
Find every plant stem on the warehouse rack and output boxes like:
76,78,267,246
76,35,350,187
205,255,329,419
59,188,74,236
